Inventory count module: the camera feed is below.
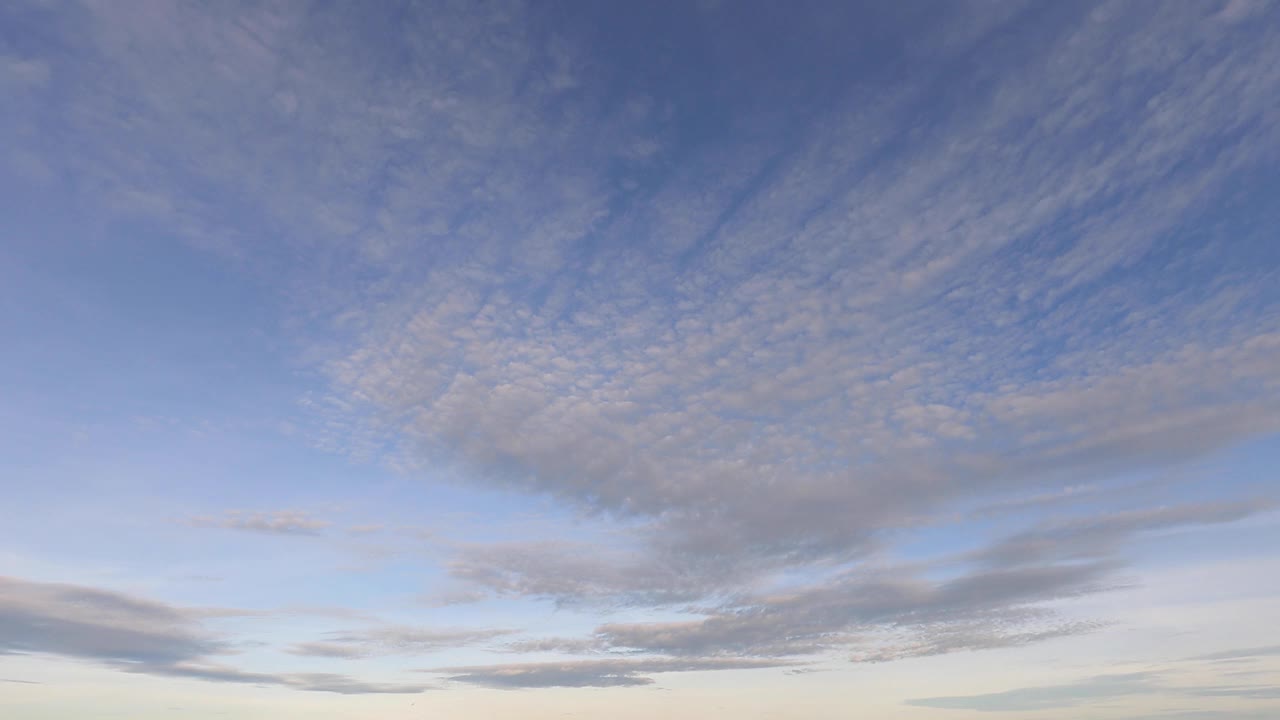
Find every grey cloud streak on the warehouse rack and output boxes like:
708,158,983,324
848,618,1105,664
119,661,429,694
908,671,1164,711
594,562,1115,659
0,576,428,694
907,669,1280,713
445,540,739,607
287,625,515,659
1190,645,1280,662
444,500,1266,674
0,575,224,665
972,500,1273,568
893,573,1280,709
432,657,798,689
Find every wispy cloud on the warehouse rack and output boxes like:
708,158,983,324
442,501,1266,664
185,510,331,536
909,671,1163,712
1190,645,1280,662
0,574,225,665
120,661,429,695
908,669,1280,713
971,500,1272,568
0,575,426,694
287,626,515,659
431,657,799,689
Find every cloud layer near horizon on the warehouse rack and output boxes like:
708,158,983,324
0,576,428,694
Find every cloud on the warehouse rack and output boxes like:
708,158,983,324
185,510,331,536
592,562,1115,659
973,500,1272,568
908,672,1163,711
0,575,225,665
122,662,428,694
441,501,1262,667
286,626,515,659
1189,686,1280,700
907,670,1280,713
418,588,491,608
849,618,1106,664
445,540,739,607
6,0,1280,690
286,642,365,660
1189,645,1280,662
0,576,426,694
86,1,1252,597
503,637,607,656
431,657,798,689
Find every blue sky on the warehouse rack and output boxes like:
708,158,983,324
2,1,1279,717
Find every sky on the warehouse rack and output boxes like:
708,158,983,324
2,0,1279,718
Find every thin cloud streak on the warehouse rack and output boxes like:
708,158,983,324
0,576,427,695
286,626,516,659
185,510,332,536
431,657,800,689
